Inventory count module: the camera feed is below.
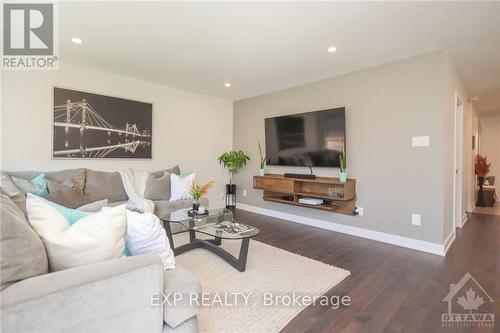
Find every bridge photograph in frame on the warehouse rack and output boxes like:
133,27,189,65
52,87,152,159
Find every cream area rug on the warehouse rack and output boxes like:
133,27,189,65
173,233,350,333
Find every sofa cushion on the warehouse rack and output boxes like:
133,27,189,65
26,194,127,272
126,210,175,270
163,264,201,328
163,317,198,333
12,174,48,196
6,171,40,180
47,169,85,186
145,166,182,201
145,173,171,201
169,173,195,201
0,172,27,215
0,194,48,291
4,169,86,211
154,197,208,220
165,165,181,176
77,199,109,212
84,169,128,203
45,178,85,208
8,169,85,189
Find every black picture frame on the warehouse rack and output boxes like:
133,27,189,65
52,87,152,159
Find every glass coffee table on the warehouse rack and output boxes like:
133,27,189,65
161,208,260,272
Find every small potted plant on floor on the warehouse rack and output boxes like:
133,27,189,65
339,145,347,183
190,181,214,213
218,150,250,207
258,142,266,176
475,154,490,207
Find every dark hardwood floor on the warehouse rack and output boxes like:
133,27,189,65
233,210,499,333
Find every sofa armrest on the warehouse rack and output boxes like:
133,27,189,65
1,255,164,333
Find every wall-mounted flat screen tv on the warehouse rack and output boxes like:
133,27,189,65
265,107,346,167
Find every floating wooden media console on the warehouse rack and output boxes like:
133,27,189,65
253,174,357,215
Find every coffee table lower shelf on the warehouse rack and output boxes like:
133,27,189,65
164,224,251,272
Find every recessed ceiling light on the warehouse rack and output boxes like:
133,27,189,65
327,46,337,53
224,82,231,88
71,37,82,44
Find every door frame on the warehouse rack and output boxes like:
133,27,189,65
453,91,464,230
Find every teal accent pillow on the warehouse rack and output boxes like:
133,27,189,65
44,198,91,226
40,197,129,256
12,174,48,196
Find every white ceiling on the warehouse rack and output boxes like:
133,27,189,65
61,1,500,114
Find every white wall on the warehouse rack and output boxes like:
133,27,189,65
479,115,500,191
1,61,233,207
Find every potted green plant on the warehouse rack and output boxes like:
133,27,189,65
217,150,250,206
190,181,214,212
339,145,347,183
258,142,266,176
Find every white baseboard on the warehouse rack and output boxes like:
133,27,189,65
237,203,446,256
461,214,468,227
443,230,456,254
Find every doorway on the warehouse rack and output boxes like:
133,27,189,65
453,92,464,230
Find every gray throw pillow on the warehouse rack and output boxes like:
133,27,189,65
77,199,109,212
145,166,180,201
84,169,128,203
47,169,85,188
145,173,172,201
44,179,85,208
7,169,85,189
0,194,49,290
0,172,27,216
167,165,181,175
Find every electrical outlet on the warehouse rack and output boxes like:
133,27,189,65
243,189,247,197
355,207,363,216
412,214,421,226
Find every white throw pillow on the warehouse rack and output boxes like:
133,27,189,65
169,173,195,201
126,210,175,270
26,194,127,271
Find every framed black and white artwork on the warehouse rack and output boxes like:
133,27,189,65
52,87,152,159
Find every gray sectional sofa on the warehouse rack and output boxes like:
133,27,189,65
3,167,208,220
0,168,206,333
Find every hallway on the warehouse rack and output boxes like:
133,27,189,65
473,205,500,216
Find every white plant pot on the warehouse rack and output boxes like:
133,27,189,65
339,171,348,183
259,168,266,176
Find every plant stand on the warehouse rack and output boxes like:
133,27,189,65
225,184,236,209
476,176,487,207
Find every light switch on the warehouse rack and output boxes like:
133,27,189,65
412,214,421,226
412,136,430,147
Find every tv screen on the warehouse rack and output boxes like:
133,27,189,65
265,107,346,167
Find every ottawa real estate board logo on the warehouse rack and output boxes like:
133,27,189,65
442,272,495,328
2,2,58,70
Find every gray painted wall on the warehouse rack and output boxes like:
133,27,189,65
233,51,447,244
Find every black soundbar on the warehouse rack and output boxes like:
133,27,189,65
284,173,316,179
